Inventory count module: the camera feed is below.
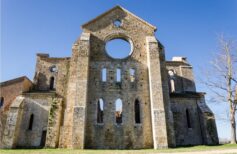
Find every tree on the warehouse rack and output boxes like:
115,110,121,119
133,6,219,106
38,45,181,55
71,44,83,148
202,36,237,144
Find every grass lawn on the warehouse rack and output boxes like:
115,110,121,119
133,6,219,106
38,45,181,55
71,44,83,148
1,144,237,154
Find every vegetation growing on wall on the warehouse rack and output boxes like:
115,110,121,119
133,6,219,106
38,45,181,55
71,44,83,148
48,98,58,126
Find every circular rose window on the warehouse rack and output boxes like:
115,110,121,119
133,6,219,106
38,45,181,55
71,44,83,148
105,38,132,59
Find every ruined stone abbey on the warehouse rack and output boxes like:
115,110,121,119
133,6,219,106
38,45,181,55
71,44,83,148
0,6,219,149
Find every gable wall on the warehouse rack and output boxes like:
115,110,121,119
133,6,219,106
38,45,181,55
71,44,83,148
83,8,155,149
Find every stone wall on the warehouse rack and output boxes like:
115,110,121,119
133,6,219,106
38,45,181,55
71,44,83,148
197,97,219,145
45,97,63,148
0,76,32,111
59,32,90,149
2,92,63,148
170,96,203,146
0,76,32,148
15,96,49,148
33,54,70,97
167,60,218,146
147,37,175,148
2,96,25,148
80,6,158,149
166,60,196,92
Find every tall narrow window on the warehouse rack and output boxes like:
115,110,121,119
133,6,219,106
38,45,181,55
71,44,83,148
168,70,176,92
97,98,104,123
135,99,141,123
0,97,4,108
102,68,107,82
186,109,191,128
130,68,135,82
115,98,122,124
116,68,121,82
28,114,34,130
170,79,175,92
49,76,55,90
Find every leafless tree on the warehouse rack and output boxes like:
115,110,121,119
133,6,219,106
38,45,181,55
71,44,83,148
202,35,237,144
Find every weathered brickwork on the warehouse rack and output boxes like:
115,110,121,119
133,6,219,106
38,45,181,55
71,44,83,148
0,76,32,148
0,76,32,111
0,6,218,149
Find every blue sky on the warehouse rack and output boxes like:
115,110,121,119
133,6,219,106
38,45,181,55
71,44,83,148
1,0,237,140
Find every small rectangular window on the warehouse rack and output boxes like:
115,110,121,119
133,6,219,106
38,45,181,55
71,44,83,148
130,68,135,82
116,68,121,82
102,68,107,82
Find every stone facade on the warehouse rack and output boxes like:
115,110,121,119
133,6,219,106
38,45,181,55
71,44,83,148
0,6,218,149
0,76,32,148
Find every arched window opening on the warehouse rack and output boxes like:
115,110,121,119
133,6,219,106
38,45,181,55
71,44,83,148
130,68,135,82
135,99,141,124
115,98,122,124
97,98,104,123
28,114,34,130
102,68,107,82
0,97,4,108
49,76,55,90
116,68,121,82
170,79,175,92
168,70,176,93
186,109,192,128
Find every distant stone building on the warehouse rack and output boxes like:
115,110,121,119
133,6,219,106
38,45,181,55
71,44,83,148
0,6,218,149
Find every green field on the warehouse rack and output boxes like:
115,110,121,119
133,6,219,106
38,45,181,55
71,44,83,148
1,144,237,154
